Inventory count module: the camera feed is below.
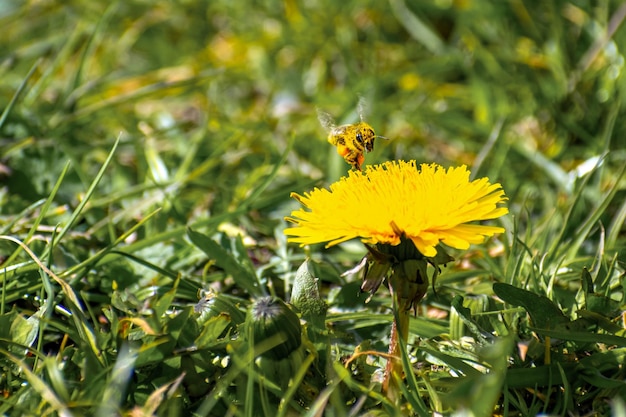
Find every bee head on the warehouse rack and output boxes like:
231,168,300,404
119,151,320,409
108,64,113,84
358,127,376,152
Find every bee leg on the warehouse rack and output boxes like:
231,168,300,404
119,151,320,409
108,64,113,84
350,152,365,171
356,153,365,170
336,144,351,158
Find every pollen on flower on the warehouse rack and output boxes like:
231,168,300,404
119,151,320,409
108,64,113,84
284,160,508,257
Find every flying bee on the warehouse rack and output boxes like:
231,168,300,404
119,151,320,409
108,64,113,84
317,97,387,171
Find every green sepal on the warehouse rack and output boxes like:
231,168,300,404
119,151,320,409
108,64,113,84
390,259,429,311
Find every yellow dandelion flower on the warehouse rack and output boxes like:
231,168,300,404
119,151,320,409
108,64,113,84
284,160,508,257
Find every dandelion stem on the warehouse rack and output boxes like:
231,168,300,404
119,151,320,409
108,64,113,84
382,288,410,403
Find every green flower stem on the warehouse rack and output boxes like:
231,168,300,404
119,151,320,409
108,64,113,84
383,259,429,403
383,289,411,404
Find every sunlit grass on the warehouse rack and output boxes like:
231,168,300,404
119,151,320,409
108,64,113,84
1,1,625,416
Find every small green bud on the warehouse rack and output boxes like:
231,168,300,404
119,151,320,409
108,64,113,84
290,260,327,328
390,259,429,312
247,296,302,360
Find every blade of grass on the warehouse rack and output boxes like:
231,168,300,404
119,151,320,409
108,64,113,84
302,364,346,417
276,352,316,417
570,3,626,88
94,343,137,417
187,228,263,297
333,362,398,416
397,335,430,416
0,207,162,284
245,324,255,417
0,58,40,129
23,25,87,106
108,250,178,279
43,356,71,404
556,361,573,415
529,327,626,346
0,199,46,236
607,197,626,249
327,311,447,339
0,349,74,417
60,207,162,279
174,128,211,183
545,106,620,262
88,137,293,264
51,69,222,127
564,162,626,261
2,161,71,268
47,135,120,251
32,227,60,371
239,134,294,211
389,0,445,54
543,155,604,263
193,344,259,417
0,235,82,311
513,143,570,191
0,196,46,314
1,236,107,370
106,208,244,255
471,117,505,179
67,1,119,105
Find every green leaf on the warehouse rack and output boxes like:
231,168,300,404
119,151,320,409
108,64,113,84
0,312,17,341
153,274,181,318
165,306,195,346
493,283,570,330
10,313,39,351
187,228,262,297
195,313,231,349
445,336,515,417
94,344,137,417
450,295,492,344
420,344,482,378
505,363,578,388
578,367,626,389
0,349,73,416
530,327,626,346
43,356,71,403
581,267,594,294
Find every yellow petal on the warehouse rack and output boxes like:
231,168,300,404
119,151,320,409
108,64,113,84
284,160,508,256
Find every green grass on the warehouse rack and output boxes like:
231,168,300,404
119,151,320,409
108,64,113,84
1,1,626,415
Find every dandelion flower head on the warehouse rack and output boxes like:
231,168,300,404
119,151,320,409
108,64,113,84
284,160,508,257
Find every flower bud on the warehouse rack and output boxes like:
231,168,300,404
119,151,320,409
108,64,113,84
247,296,301,360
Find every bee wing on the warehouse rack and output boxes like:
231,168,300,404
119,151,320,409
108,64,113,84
357,95,369,122
316,108,336,131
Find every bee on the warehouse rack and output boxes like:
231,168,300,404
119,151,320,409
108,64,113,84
317,97,386,171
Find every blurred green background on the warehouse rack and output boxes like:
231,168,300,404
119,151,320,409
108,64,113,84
4,0,624,205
